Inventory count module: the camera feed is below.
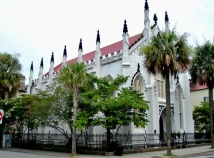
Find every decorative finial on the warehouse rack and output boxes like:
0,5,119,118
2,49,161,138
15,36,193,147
153,13,158,24
96,30,100,43
123,20,128,33
30,61,33,71
145,0,149,10
137,63,140,72
51,52,54,62
79,38,83,51
63,45,67,57
176,75,179,85
165,11,169,22
40,58,43,68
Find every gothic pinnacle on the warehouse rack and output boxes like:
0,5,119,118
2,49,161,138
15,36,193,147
123,20,128,33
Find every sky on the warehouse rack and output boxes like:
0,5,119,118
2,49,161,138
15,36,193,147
0,0,213,83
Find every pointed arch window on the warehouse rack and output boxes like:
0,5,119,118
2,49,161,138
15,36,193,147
155,74,165,98
177,87,183,129
133,74,143,93
107,75,114,83
133,73,144,129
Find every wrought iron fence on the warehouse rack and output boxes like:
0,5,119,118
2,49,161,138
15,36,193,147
11,132,211,152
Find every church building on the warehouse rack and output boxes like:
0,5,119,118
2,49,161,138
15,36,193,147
28,0,194,137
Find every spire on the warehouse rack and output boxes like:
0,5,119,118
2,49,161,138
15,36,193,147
39,57,44,88
78,39,83,63
62,45,67,68
63,45,67,57
144,0,149,10
40,58,43,68
165,11,170,31
165,11,169,22
51,52,54,62
153,13,158,24
96,30,100,43
78,38,83,51
123,20,128,33
30,61,33,71
144,0,150,31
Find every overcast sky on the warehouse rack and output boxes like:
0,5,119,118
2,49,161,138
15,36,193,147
0,0,213,83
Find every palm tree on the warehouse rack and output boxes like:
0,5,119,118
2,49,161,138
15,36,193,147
140,28,190,155
0,52,22,99
189,41,214,148
58,62,87,156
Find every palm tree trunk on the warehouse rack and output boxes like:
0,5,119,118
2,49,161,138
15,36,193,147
71,86,78,156
165,73,172,155
71,107,77,155
209,86,214,148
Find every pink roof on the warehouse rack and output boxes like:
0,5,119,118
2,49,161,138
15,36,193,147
190,82,208,91
47,33,142,75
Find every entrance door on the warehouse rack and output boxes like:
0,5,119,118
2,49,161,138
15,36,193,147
159,117,164,140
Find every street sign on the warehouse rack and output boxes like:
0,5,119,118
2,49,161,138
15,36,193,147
0,109,4,124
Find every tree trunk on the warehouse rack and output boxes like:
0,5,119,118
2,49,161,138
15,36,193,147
165,73,172,155
107,128,111,152
71,86,78,156
209,86,214,148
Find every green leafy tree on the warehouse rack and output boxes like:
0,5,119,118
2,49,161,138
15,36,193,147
189,40,214,148
31,82,72,136
193,102,212,133
0,94,36,136
58,62,88,156
140,28,190,155
75,75,149,152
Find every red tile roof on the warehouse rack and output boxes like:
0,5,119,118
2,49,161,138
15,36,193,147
46,33,142,75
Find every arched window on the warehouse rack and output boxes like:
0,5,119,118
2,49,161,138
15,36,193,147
177,87,183,129
155,74,165,98
107,74,114,83
133,74,143,93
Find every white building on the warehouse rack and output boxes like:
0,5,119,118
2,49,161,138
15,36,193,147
28,0,194,136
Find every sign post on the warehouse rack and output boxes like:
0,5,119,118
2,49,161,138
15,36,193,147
0,109,4,124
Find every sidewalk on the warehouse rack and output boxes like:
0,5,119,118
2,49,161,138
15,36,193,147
4,145,214,158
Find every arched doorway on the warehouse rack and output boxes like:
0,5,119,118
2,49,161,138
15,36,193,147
159,107,166,141
159,117,164,140
159,106,176,139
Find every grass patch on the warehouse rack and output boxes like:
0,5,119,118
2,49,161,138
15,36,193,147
163,153,177,157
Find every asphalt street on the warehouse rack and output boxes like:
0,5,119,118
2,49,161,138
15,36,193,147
177,150,214,158
1,145,214,158
0,149,69,158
